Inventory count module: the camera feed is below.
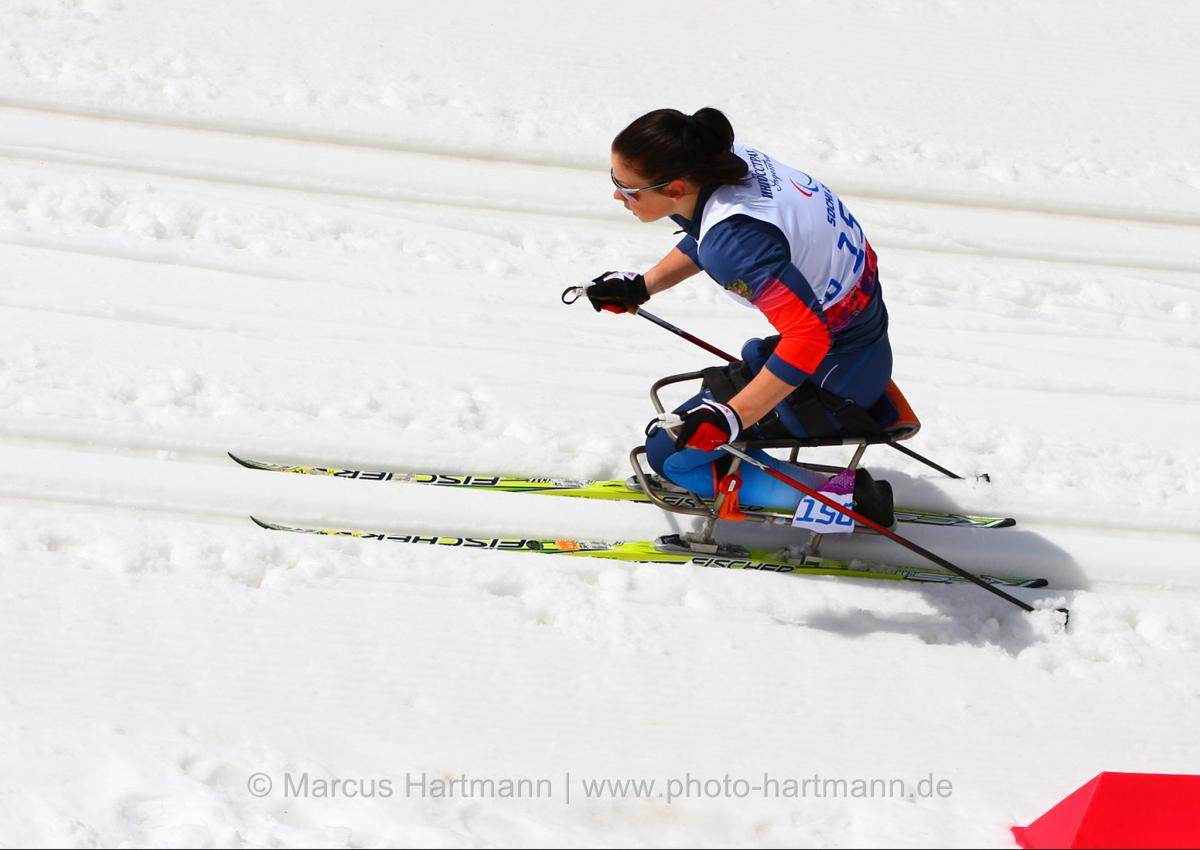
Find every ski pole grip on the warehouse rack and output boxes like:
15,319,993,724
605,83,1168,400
657,413,684,436
561,285,587,305
645,413,685,439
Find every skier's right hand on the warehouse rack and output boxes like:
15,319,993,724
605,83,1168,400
674,400,742,451
586,271,649,313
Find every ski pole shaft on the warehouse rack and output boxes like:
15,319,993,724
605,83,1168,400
632,308,738,363
714,441,1062,619
561,285,738,363
887,441,966,480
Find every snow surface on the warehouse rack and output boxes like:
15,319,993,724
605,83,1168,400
2,1,1199,846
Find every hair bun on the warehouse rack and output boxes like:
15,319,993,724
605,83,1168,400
690,107,736,154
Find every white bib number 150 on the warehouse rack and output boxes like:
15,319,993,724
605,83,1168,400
790,469,856,534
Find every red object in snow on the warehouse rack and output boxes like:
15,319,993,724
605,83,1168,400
1013,772,1200,849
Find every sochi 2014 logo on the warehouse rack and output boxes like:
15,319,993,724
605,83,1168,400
790,171,819,197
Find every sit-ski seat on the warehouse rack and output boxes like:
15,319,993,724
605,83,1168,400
738,379,921,452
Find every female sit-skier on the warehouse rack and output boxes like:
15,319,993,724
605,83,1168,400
586,107,896,527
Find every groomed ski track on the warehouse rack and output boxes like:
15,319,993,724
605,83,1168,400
2,9,1200,842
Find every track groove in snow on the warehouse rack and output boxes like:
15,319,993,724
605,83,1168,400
3,105,1199,279
0,427,1194,533
2,99,1198,226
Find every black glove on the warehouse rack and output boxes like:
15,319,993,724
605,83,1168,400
586,271,650,313
673,400,742,451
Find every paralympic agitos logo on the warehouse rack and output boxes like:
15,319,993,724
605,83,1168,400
790,170,819,197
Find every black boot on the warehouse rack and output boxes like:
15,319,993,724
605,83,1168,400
853,468,895,530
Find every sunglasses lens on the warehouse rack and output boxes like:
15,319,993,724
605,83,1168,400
611,172,635,202
611,169,668,203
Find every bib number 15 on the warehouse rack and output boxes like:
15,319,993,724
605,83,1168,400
826,199,865,300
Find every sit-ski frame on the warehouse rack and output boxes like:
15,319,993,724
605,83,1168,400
628,370,968,556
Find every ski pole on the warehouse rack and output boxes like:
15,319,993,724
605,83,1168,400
658,415,1067,622
562,285,738,362
632,307,738,363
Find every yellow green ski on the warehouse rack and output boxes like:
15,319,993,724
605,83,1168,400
228,453,1015,529
249,518,1046,588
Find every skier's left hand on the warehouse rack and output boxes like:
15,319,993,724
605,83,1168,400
673,400,742,451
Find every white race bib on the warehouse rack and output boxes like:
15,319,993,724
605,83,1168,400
791,469,856,534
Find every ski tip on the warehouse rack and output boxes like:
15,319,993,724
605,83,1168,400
249,515,274,530
1025,577,1049,589
228,452,256,468
993,517,1017,529
1056,606,1071,629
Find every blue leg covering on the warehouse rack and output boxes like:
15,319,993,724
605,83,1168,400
646,408,825,506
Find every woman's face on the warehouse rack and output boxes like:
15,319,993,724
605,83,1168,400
610,152,682,223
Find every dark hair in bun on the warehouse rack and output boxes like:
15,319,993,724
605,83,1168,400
612,107,749,187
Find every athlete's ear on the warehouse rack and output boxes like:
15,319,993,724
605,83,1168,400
663,179,689,199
